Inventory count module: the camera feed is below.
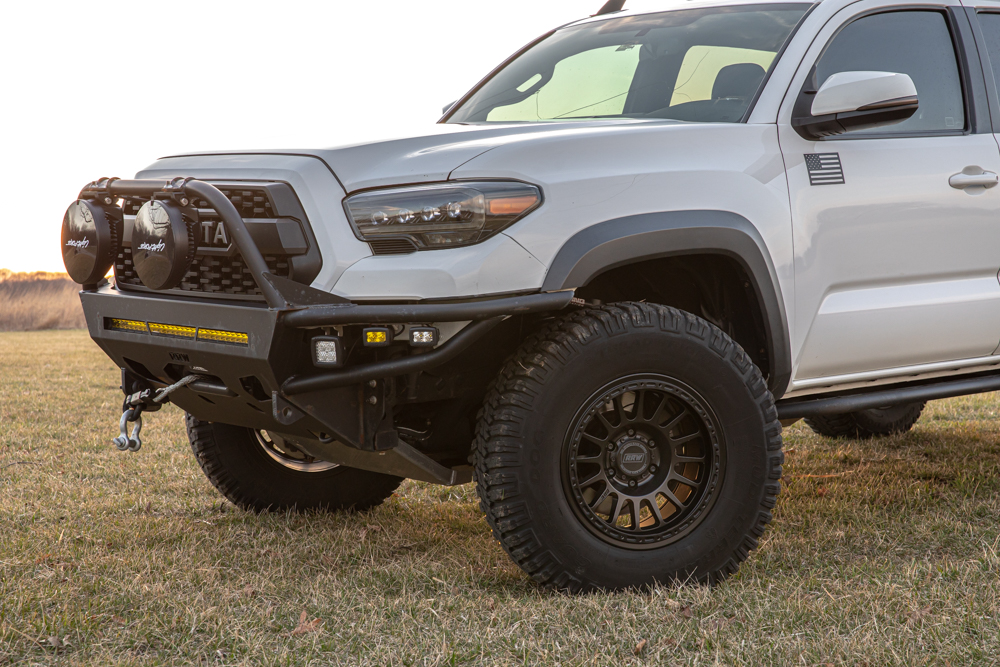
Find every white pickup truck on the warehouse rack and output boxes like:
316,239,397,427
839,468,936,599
60,0,1000,591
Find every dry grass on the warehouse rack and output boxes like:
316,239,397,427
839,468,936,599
2,330,1000,665
0,270,86,332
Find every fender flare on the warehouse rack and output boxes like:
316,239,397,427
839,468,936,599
538,210,791,397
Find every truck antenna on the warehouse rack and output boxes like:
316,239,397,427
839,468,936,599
595,0,626,16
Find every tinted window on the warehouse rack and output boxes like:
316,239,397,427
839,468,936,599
448,4,810,124
815,11,965,134
976,13,1000,95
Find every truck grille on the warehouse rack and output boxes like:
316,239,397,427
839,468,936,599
115,184,308,301
122,187,277,219
115,248,291,297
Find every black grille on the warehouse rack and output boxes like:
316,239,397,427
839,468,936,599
115,247,290,297
122,188,276,219
370,238,418,255
116,185,292,299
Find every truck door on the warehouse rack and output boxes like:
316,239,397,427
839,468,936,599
777,3,1000,388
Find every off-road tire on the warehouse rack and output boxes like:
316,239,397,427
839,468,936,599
473,302,783,592
804,402,925,439
186,415,402,512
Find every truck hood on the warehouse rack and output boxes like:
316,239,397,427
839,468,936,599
169,120,672,194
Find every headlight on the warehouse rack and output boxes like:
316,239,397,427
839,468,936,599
344,181,541,250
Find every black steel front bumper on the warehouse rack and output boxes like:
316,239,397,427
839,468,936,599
78,178,573,484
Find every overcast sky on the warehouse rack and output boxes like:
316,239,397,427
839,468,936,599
0,0,611,273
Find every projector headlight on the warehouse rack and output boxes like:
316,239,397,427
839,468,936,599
345,181,541,249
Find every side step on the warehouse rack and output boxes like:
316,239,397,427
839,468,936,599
776,373,1000,420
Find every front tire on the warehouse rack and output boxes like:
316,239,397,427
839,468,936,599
186,415,402,512
473,303,783,592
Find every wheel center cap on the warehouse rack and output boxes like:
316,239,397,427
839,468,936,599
617,441,651,477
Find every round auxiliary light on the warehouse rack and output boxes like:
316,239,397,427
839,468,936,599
397,208,415,224
61,199,121,286
132,199,195,291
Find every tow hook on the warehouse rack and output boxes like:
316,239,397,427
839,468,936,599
112,375,203,453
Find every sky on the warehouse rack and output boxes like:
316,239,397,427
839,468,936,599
0,0,612,273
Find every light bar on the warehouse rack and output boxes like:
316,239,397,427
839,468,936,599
106,318,148,334
198,328,249,346
104,318,248,346
148,322,197,339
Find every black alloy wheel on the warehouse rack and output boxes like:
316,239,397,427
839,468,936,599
564,375,724,548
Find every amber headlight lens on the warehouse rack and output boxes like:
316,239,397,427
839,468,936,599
345,181,541,249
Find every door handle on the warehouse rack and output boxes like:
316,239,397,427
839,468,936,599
949,168,999,190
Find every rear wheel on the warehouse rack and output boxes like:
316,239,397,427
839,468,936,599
473,303,783,591
804,402,925,439
186,414,402,512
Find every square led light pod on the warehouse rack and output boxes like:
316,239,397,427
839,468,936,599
409,326,439,347
362,327,393,347
312,336,344,368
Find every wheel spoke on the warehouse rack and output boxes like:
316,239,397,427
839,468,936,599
672,454,704,465
575,452,604,463
641,495,663,527
660,486,689,511
589,484,611,510
578,470,604,488
670,431,702,447
596,410,616,435
628,500,640,531
662,408,690,434
613,395,630,425
669,470,702,489
646,392,669,424
582,431,608,446
606,495,625,525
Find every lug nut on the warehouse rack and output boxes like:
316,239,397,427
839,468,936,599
628,429,635,436
629,480,637,487
607,443,615,451
649,465,657,473
608,468,616,477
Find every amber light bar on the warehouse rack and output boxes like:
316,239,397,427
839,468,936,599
198,328,249,346
104,318,248,346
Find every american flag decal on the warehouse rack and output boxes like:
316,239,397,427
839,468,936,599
805,153,845,186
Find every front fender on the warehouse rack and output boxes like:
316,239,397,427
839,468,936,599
540,210,791,397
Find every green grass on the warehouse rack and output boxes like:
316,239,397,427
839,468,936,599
2,330,1000,665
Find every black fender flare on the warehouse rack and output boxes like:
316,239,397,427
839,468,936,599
539,210,791,397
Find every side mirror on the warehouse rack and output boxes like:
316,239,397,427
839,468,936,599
793,71,918,139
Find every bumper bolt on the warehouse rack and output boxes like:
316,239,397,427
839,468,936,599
368,396,378,405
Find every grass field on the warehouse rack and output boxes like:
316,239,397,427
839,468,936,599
1,330,999,665
0,271,85,332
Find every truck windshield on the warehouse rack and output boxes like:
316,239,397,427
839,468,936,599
447,4,810,124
